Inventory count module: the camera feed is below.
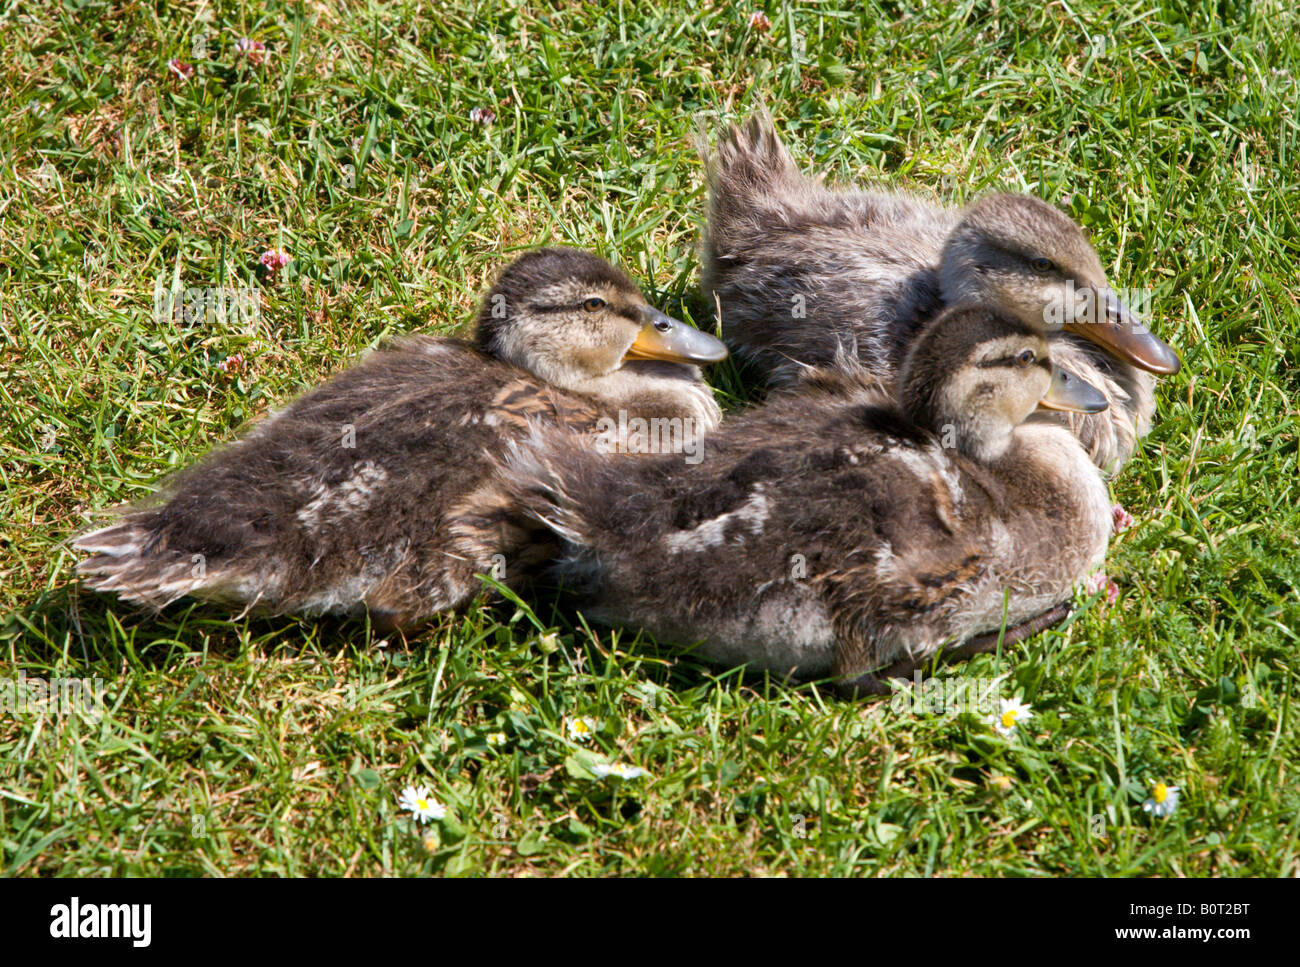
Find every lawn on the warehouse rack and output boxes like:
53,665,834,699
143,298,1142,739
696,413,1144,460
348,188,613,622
2,0,1297,876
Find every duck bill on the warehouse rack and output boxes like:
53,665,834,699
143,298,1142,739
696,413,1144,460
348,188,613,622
1061,288,1182,375
1038,363,1109,414
623,306,729,365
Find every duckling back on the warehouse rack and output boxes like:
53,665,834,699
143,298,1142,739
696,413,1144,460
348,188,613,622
487,359,1111,692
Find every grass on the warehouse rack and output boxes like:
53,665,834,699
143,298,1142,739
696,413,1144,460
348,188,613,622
2,0,1298,876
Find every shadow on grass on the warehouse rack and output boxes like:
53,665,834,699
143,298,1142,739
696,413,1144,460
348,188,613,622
2,581,391,670
1,576,767,703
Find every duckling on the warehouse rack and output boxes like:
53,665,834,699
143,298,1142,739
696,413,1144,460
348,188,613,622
74,247,728,628
482,305,1113,696
701,111,1181,472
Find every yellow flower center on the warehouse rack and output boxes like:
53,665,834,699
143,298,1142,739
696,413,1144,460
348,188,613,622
1153,783,1167,803
416,798,429,810
1001,709,1019,729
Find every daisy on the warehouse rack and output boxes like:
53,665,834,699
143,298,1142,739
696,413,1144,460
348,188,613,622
1142,781,1180,818
566,716,598,742
397,785,446,824
990,697,1033,737
591,762,648,780
486,732,507,747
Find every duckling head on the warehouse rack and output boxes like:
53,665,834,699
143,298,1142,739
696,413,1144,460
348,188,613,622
900,306,1109,463
938,194,1180,375
475,247,728,394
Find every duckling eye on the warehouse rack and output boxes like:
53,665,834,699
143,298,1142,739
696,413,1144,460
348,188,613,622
1016,349,1036,367
1030,256,1055,274
582,297,606,312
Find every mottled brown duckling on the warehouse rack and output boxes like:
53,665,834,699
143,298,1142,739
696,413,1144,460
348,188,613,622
75,247,728,627
481,305,1113,696
701,111,1181,472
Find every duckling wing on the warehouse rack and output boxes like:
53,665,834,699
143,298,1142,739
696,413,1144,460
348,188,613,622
486,379,602,434
788,435,989,675
827,530,987,627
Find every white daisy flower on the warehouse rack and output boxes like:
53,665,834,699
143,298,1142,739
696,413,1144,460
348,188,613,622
989,697,1034,737
397,785,446,824
591,762,648,780
486,732,507,747
1142,781,1180,818
567,716,599,742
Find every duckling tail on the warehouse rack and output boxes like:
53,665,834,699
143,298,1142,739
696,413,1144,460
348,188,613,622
73,518,265,610
701,109,806,243
461,430,623,589
495,434,597,549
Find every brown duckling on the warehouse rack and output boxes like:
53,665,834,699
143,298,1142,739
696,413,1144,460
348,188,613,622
701,111,1181,472
479,305,1113,696
74,247,728,627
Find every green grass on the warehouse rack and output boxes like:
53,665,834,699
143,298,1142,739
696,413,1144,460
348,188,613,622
3,0,1298,876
